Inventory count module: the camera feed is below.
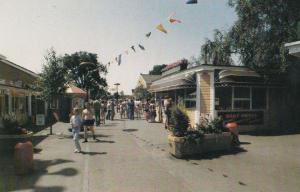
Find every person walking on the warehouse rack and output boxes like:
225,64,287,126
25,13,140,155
82,102,96,143
129,99,135,120
106,100,112,120
164,97,172,129
111,100,115,120
70,108,82,153
100,100,106,124
93,100,101,126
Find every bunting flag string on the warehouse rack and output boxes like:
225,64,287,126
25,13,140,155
104,0,198,68
156,24,168,34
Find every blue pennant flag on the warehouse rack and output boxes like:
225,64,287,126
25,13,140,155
186,0,197,4
117,54,122,65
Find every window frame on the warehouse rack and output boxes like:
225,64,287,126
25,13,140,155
215,86,267,111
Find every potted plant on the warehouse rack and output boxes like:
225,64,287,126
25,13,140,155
168,108,232,158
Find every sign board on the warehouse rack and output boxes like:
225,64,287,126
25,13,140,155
218,111,264,125
36,114,45,126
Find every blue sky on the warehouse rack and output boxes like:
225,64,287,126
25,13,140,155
0,0,237,94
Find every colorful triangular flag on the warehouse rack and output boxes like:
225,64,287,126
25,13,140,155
168,13,182,24
146,32,151,38
138,44,145,51
156,24,168,34
186,0,197,4
131,45,136,52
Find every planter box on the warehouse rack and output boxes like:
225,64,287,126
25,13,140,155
0,132,33,153
168,132,232,158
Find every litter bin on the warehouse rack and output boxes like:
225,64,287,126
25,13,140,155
14,141,34,175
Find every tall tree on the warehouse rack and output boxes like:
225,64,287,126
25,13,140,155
201,30,233,66
39,48,67,103
62,51,107,100
228,0,300,74
149,64,167,75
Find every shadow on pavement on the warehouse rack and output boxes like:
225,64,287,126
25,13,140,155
94,139,115,143
0,158,76,192
185,147,248,160
122,129,138,132
81,151,107,156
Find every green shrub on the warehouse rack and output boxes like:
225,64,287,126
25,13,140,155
196,117,228,134
169,105,190,137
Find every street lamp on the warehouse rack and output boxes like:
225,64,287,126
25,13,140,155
79,62,96,102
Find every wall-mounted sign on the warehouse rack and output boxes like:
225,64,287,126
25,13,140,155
36,114,45,126
218,111,264,125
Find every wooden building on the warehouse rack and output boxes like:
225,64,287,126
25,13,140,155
149,60,286,132
0,55,45,127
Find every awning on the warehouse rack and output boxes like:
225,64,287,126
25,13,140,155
149,73,195,92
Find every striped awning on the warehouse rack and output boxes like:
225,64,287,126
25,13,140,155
149,73,195,92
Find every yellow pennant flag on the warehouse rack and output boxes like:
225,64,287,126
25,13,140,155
156,24,168,34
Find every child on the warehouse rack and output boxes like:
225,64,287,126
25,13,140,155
70,108,82,153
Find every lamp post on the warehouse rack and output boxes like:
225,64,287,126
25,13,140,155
79,62,96,102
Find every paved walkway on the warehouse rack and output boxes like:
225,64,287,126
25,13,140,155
1,117,300,192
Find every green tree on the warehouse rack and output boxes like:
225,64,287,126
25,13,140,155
134,86,152,100
62,51,107,100
149,64,167,75
201,30,234,66
228,0,300,74
39,48,67,103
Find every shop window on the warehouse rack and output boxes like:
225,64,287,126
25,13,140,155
234,87,250,99
184,91,196,108
233,87,251,110
215,87,232,110
252,88,266,109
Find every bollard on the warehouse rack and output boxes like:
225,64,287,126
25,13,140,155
14,141,34,175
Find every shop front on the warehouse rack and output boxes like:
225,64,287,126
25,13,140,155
0,57,43,128
150,63,286,132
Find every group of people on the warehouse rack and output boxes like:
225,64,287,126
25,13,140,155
69,97,176,153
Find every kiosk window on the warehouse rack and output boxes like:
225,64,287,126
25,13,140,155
233,87,250,110
215,87,232,110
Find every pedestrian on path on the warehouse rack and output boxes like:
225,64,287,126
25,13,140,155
82,102,97,142
100,100,106,124
106,100,112,120
70,108,82,153
93,100,101,126
164,97,172,129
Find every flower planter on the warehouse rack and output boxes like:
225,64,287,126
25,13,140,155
0,132,33,154
168,132,232,158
